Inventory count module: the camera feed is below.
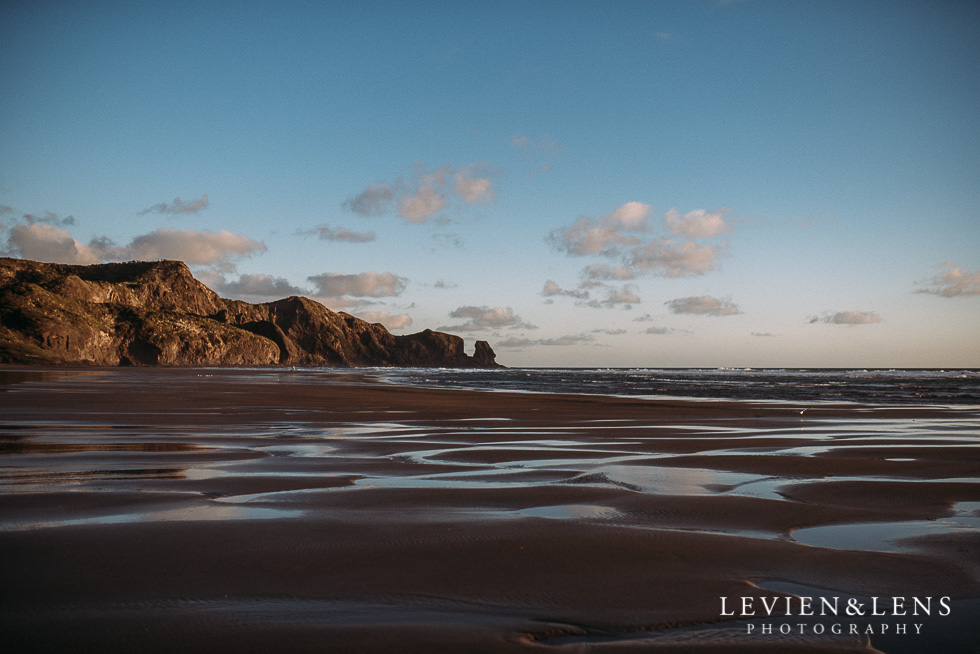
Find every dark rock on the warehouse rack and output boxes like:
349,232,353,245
472,341,497,367
0,258,502,368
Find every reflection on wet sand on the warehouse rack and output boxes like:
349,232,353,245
0,367,977,653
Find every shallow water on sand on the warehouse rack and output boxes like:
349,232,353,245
1,368,978,652
2,369,978,542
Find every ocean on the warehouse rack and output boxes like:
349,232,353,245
377,368,980,406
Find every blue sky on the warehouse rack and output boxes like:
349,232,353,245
2,0,978,367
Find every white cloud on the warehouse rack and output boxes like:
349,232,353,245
347,163,497,224
139,194,209,216
548,204,732,280
419,165,451,187
592,328,627,335
808,311,882,325
453,168,495,204
665,295,742,316
357,311,413,330
664,207,732,238
914,262,980,297
440,305,536,332
630,239,721,278
307,272,407,298
300,224,375,243
120,228,266,265
548,202,653,256
215,273,307,300
548,217,641,257
605,201,652,230
397,185,446,223
4,222,101,264
3,220,266,271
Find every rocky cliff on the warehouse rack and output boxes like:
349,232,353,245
0,258,501,368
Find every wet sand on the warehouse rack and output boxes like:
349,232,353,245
1,367,978,653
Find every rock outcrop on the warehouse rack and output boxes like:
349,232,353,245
0,258,501,368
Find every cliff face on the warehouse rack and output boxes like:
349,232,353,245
0,258,500,368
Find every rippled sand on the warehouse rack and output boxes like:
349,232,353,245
1,368,978,652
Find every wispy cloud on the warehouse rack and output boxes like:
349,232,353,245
792,212,836,229
299,224,376,243
542,280,589,300
510,134,567,178
580,284,640,309
138,194,209,216
432,233,463,249
496,333,594,348
19,210,75,226
914,262,980,297
345,163,496,224
808,311,882,325
582,264,636,281
665,295,742,316
440,305,536,332
644,326,692,335
542,279,639,308
510,133,567,156
343,183,395,217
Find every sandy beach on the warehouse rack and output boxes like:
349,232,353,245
1,367,978,653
